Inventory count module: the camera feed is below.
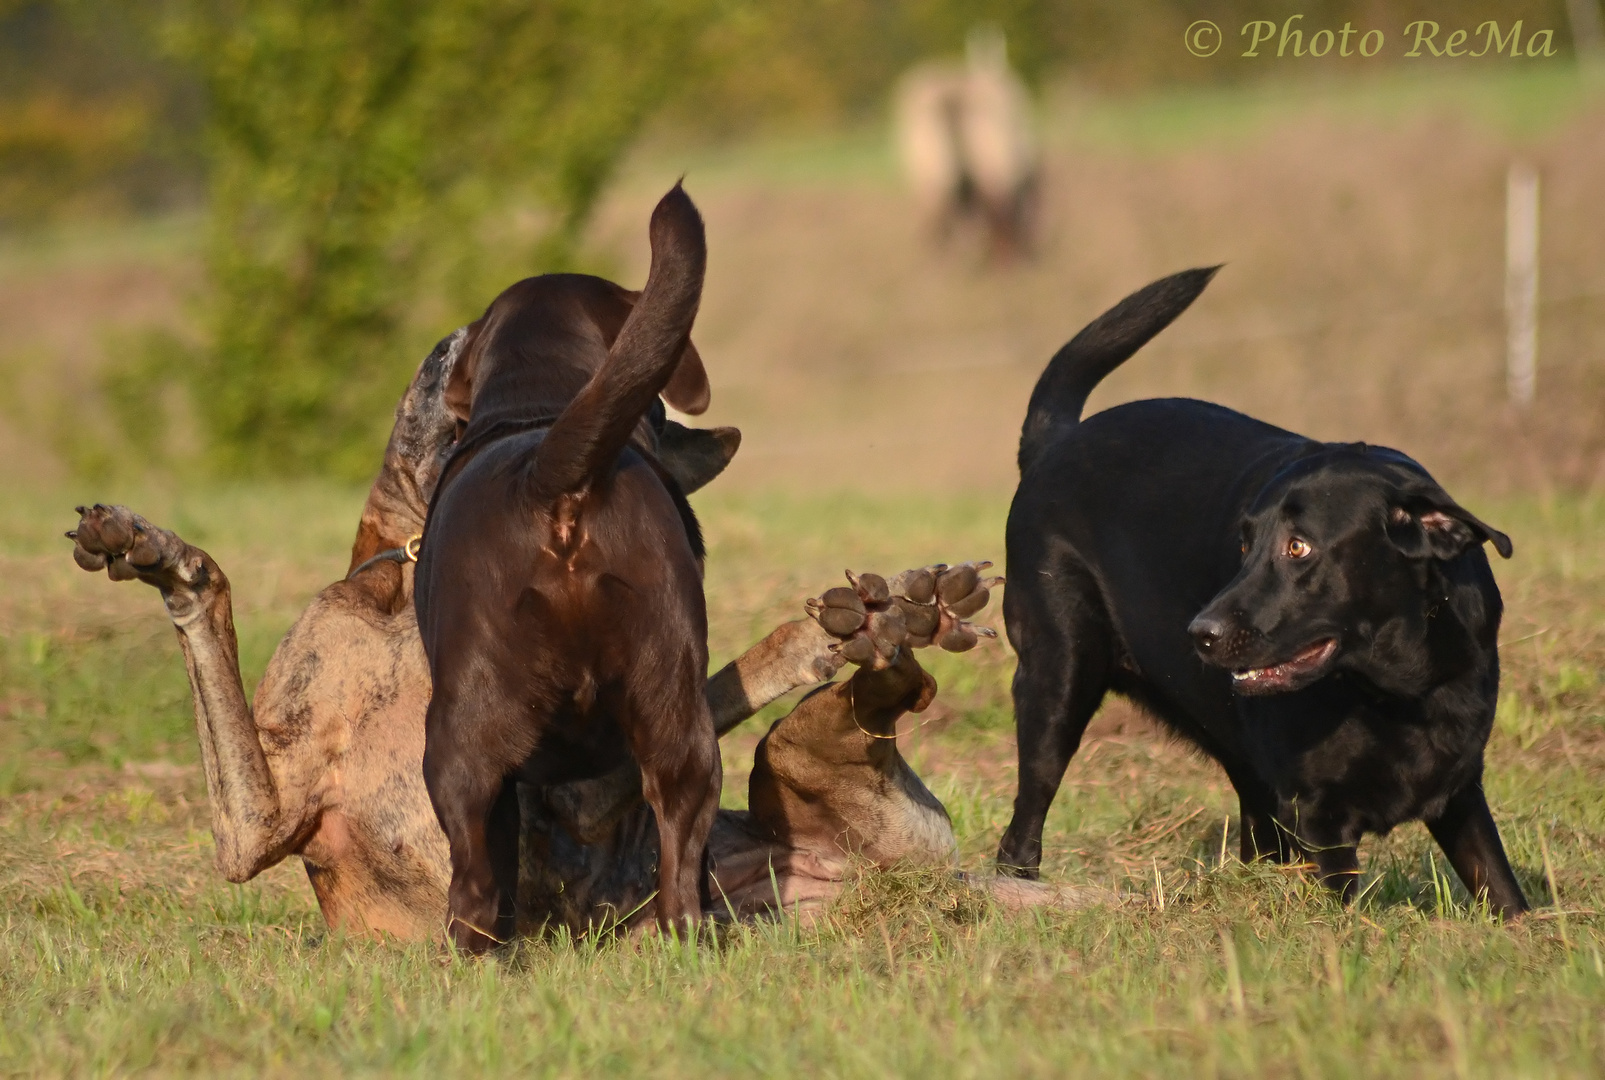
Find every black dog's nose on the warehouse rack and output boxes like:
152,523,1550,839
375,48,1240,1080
1188,614,1228,652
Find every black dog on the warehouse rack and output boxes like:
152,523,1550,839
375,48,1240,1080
997,268,1528,916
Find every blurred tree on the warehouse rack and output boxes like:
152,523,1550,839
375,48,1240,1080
0,0,200,222
155,0,711,478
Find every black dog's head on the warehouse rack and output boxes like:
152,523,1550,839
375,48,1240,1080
1187,445,1512,697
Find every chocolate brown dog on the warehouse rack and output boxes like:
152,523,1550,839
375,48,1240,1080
415,185,720,950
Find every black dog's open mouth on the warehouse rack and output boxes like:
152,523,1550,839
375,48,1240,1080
1231,638,1337,694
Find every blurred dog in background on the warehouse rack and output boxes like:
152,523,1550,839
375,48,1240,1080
895,27,1040,262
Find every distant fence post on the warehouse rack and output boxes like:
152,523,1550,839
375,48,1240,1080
1505,163,1539,407
1566,0,1605,70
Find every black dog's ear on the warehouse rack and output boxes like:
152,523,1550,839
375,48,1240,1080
657,421,740,494
1387,496,1513,562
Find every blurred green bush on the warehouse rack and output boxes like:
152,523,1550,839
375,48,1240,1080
154,0,716,478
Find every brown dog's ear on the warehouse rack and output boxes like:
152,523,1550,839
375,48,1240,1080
442,317,489,425
908,668,938,714
661,340,710,415
1387,496,1513,562
657,420,740,494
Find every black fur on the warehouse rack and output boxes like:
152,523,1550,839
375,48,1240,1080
998,269,1528,917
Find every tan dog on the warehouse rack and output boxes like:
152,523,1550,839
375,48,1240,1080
68,335,1072,939
895,27,1039,261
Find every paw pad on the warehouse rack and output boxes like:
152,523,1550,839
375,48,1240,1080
805,561,1003,668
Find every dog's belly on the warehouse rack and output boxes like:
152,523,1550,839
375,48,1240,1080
517,708,635,786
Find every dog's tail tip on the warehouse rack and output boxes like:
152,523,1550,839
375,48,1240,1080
649,181,705,255
1018,264,1220,473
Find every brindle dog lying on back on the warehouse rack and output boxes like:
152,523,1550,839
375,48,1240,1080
67,331,1084,939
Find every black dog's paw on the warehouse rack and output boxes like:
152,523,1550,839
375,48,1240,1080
806,562,1002,666
66,504,209,594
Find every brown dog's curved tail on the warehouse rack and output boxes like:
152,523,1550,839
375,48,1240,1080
528,183,708,504
1019,265,1220,474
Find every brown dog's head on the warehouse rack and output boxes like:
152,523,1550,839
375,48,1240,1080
385,328,469,508
441,276,711,433
383,321,736,508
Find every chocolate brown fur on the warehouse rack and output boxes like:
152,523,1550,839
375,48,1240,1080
70,302,1059,943
414,186,722,949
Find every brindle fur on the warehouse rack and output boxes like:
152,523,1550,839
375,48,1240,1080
70,327,1081,941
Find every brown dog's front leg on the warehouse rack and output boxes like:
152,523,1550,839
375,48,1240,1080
1425,782,1529,918
67,505,310,882
706,619,846,737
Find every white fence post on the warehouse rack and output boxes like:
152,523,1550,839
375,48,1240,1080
1505,163,1539,407
1566,0,1605,69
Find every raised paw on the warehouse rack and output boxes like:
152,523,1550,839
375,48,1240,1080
805,561,1002,667
66,504,209,593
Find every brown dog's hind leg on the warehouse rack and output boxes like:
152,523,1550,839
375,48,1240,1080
422,679,531,954
624,662,721,933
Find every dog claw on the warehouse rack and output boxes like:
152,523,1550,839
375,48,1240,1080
937,562,991,606
945,586,990,619
836,637,876,665
938,624,979,652
810,560,999,667
67,503,203,592
847,570,890,605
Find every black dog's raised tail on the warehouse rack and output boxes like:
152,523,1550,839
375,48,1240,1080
1018,266,1220,473
530,183,707,503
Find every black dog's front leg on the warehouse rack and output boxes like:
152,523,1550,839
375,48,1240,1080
1425,782,1529,918
1277,803,1363,903
1305,835,1361,903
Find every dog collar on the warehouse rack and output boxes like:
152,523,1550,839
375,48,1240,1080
346,534,422,580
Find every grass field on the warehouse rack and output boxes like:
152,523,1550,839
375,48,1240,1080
2,64,1604,1077
2,483,1603,1077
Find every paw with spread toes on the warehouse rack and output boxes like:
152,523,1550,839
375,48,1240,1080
805,562,1002,667
66,504,211,594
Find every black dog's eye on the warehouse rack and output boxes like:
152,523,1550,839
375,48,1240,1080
1285,537,1313,559
1240,540,1249,556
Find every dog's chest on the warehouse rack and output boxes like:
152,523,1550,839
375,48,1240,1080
1243,692,1483,831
